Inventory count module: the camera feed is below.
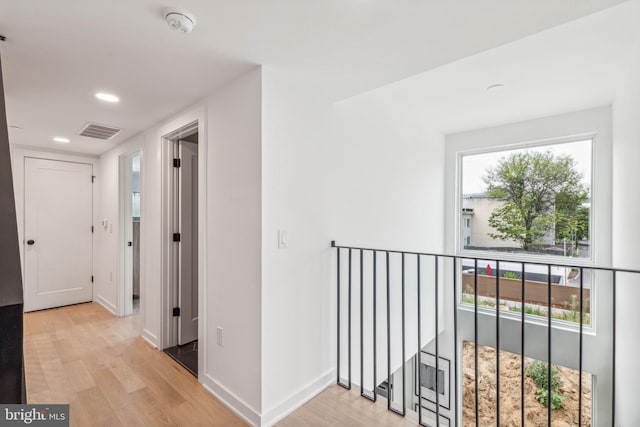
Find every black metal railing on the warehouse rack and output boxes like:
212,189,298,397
333,240,640,427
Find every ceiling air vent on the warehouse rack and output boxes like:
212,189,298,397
78,122,121,141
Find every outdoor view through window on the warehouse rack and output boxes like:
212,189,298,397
459,139,593,326
461,140,592,258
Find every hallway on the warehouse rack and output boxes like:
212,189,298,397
23,303,246,427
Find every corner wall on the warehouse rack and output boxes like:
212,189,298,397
612,50,640,427
260,68,445,425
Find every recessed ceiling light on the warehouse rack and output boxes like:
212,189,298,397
53,137,70,143
95,92,120,103
486,83,506,92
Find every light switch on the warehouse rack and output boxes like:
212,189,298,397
278,229,288,249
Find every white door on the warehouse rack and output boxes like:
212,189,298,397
24,158,93,312
178,141,198,344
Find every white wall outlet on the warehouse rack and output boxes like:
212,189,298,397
217,326,223,347
278,229,288,249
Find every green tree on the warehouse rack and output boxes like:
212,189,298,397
483,150,588,250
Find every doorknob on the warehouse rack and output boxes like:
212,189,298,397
128,241,132,247
27,240,35,245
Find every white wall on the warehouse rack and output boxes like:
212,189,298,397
259,67,445,425
96,68,263,425
260,68,335,425
612,50,640,427
95,136,144,315
202,67,263,422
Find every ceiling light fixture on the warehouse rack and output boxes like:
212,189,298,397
53,137,70,143
95,92,120,103
486,83,506,92
163,8,197,34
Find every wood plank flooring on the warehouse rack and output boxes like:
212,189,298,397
276,385,422,427
24,302,246,427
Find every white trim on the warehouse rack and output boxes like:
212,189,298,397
455,133,597,265
260,369,336,427
201,373,261,427
142,329,159,348
95,294,117,315
117,149,142,317
158,107,206,353
197,106,208,380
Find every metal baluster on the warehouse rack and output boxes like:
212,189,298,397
373,251,377,402
547,264,552,427
496,261,500,426
521,263,526,427
417,255,423,425
612,270,617,427
578,268,583,426
474,259,479,427
401,252,406,416
435,256,440,426
453,258,459,427
386,251,392,412
360,249,365,398
337,246,342,386
348,248,352,389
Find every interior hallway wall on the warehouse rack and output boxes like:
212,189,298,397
260,67,446,425
95,135,144,314
96,68,263,424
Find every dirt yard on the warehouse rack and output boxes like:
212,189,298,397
462,342,591,426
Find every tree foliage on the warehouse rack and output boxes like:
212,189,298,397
483,150,588,250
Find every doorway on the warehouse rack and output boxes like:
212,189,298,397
163,123,199,376
119,150,142,317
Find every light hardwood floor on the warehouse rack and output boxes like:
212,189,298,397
25,302,426,427
276,385,423,427
24,302,246,427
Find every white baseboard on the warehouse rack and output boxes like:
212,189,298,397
142,329,159,348
201,374,261,426
260,369,336,427
94,294,117,315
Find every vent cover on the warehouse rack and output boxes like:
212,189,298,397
78,122,121,140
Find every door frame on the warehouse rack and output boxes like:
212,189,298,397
10,147,99,299
118,149,142,317
159,107,207,380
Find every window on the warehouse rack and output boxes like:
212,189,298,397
458,139,593,326
460,139,592,259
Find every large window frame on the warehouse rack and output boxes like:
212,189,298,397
456,134,596,265
455,134,600,331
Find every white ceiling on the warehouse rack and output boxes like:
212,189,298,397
0,0,632,154
337,0,640,135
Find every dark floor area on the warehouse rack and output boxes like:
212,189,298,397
164,340,198,377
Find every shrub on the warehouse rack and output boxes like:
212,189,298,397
526,361,564,409
536,388,565,410
503,271,521,279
